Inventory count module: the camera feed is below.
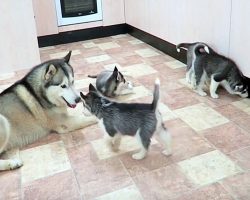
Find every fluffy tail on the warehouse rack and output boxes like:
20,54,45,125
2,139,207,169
88,75,98,78
194,44,210,55
0,115,10,154
151,78,160,111
176,42,194,52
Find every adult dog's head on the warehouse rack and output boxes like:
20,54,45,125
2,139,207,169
25,51,81,108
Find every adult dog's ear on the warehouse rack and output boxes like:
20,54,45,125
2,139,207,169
44,64,57,80
80,92,87,99
64,51,72,64
89,83,97,92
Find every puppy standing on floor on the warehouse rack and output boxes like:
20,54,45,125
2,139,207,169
80,79,172,160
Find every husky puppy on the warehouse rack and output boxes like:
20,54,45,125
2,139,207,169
88,66,133,97
176,42,213,85
80,79,172,160
192,46,248,98
0,51,96,171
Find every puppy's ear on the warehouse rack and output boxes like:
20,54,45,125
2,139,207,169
80,92,87,99
89,83,97,92
44,64,57,80
112,66,119,81
64,51,72,64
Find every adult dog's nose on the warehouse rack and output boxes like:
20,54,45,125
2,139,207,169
75,97,81,103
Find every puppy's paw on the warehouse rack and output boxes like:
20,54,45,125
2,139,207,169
197,90,207,97
8,159,23,170
162,150,172,157
211,93,219,99
132,152,146,160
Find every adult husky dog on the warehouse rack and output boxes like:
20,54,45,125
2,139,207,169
0,51,96,171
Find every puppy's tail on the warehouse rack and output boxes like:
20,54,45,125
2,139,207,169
176,42,194,52
88,75,98,78
151,78,160,111
194,43,210,56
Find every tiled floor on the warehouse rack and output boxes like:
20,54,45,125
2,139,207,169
1,34,250,200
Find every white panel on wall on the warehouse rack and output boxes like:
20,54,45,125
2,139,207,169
0,0,40,73
229,0,250,77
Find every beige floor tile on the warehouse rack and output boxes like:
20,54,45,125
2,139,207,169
20,141,71,184
232,99,250,115
178,150,242,186
40,46,55,51
174,103,229,131
75,77,96,89
116,85,151,101
122,63,157,78
85,54,111,63
0,84,11,93
97,42,121,50
128,39,144,45
104,63,123,71
165,60,186,69
91,135,157,160
135,48,160,58
95,185,143,200
0,72,15,80
49,50,81,59
159,102,177,121
82,41,96,48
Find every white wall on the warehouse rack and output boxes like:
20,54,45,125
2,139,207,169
0,0,40,74
125,0,250,77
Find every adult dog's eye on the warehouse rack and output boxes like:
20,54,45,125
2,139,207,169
61,84,67,88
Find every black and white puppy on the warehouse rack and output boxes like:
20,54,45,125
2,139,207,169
80,79,172,160
88,67,133,98
176,42,214,85
192,46,248,98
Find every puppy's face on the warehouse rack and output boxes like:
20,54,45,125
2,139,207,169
234,84,248,98
80,84,100,112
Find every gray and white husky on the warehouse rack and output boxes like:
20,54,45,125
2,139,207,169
0,51,96,171
88,66,133,97
176,42,213,85
80,79,172,160
191,46,248,98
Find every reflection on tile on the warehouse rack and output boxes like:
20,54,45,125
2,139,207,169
95,185,143,200
203,123,250,153
232,99,250,115
165,60,186,69
128,39,144,45
23,170,80,200
91,135,157,160
174,183,234,200
134,164,195,200
159,103,177,121
178,150,242,186
135,48,160,58
230,147,250,170
97,42,121,50
20,141,71,184
85,54,111,63
111,34,128,39
123,63,157,78
82,41,96,48
222,171,250,200
116,85,151,101
49,50,81,59
174,103,229,131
